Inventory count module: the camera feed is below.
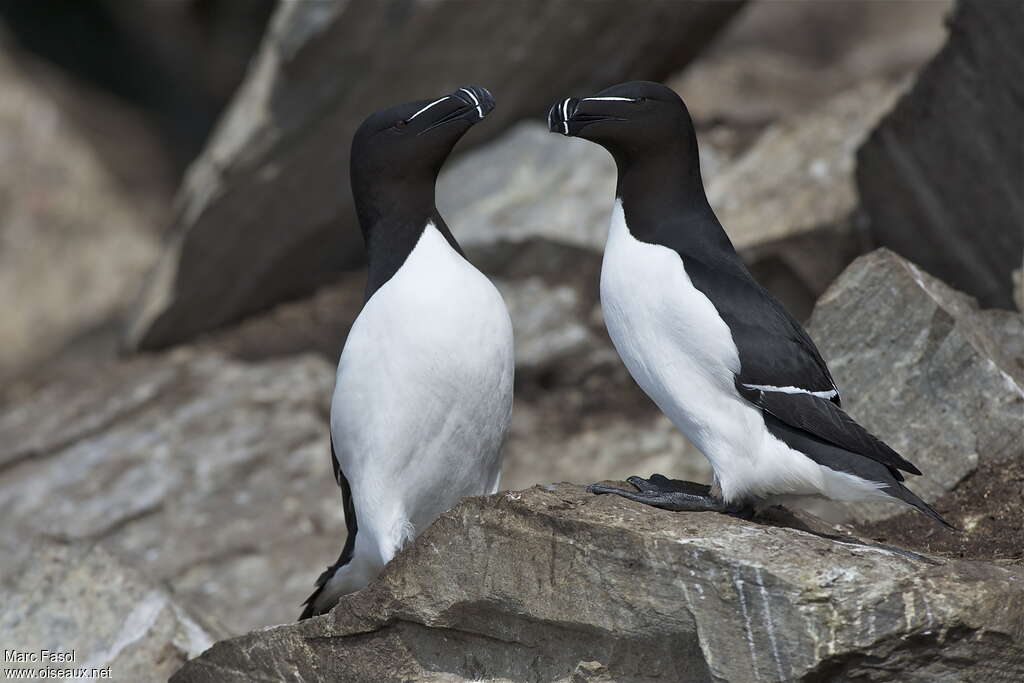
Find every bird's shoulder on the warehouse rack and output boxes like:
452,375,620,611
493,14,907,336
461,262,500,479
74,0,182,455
653,224,838,398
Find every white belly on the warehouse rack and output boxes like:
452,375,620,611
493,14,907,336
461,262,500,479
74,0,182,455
331,224,514,568
599,201,886,504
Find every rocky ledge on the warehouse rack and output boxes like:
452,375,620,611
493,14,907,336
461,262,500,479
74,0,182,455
173,483,1024,683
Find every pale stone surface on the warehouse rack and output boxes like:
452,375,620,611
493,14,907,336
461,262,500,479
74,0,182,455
1,540,225,683
0,350,341,635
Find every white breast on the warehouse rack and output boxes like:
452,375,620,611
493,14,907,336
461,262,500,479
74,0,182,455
600,200,752,456
331,223,514,569
599,201,880,504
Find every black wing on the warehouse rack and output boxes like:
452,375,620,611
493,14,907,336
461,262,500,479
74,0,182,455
299,435,358,620
679,253,840,403
656,214,921,479
762,412,947,526
736,381,921,478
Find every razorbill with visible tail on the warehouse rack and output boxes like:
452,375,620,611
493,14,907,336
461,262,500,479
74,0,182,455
548,81,950,527
300,86,515,620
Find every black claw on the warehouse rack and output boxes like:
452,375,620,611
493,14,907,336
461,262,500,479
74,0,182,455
626,476,658,492
587,483,625,496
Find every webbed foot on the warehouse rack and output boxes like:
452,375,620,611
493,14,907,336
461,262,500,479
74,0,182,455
587,474,752,517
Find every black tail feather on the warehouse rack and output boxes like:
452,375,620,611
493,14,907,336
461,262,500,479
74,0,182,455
299,436,358,621
886,481,957,531
762,413,954,530
298,541,354,620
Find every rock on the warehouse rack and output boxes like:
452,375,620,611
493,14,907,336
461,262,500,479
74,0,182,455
856,0,1024,309
1,540,225,682
0,349,341,635
173,483,1024,682
705,79,902,320
495,275,605,375
0,43,158,384
1014,263,1023,313
807,249,1024,523
670,0,952,128
0,0,275,173
125,0,744,351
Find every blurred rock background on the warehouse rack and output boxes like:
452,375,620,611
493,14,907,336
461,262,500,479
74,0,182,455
1,0,1022,679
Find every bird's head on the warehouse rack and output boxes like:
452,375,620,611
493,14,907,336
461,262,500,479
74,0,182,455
351,86,495,192
548,81,694,162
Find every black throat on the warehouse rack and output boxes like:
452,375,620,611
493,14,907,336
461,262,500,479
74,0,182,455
612,128,738,268
354,178,464,302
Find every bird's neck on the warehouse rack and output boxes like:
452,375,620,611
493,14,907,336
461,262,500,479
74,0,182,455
612,137,728,254
355,183,463,301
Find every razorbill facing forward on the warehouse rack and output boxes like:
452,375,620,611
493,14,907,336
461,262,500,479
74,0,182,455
548,81,950,527
300,86,515,620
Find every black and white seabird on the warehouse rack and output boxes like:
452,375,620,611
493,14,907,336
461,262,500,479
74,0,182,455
548,81,950,527
300,86,515,619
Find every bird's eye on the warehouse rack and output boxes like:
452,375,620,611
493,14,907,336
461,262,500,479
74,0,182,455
395,119,408,129
637,97,648,104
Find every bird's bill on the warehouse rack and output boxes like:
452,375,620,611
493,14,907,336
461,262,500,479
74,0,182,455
412,85,495,136
547,95,636,137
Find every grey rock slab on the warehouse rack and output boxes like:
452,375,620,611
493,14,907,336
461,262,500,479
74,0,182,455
807,248,1024,522
1,540,226,683
0,349,342,635
173,484,1024,683
856,0,1024,309
125,0,744,350
494,275,608,375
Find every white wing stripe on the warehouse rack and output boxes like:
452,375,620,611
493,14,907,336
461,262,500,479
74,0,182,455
581,96,638,102
743,383,839,400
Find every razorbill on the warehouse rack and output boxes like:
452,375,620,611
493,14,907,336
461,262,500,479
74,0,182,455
300,86,515,620
548,81,950,527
